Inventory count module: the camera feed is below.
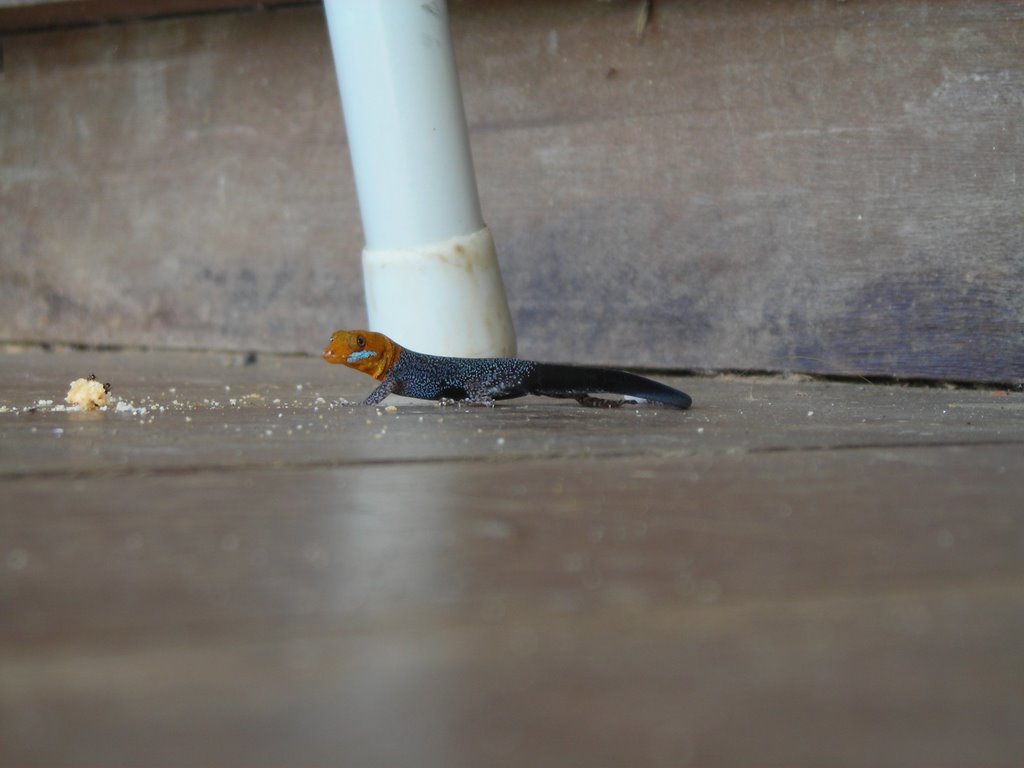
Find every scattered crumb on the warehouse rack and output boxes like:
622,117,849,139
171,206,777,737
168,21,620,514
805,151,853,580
109,399,148,416
384,404,398,413
65,376,110,410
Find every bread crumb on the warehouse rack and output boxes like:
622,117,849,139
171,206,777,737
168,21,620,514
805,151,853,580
384,404,398,413
66,376,110,410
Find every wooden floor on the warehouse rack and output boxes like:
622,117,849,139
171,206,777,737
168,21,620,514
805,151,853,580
2,347,1022,767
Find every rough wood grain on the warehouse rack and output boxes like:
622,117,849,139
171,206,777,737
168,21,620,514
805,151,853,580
1,347,1023,767
3,458,1024,768
1,0,1022,381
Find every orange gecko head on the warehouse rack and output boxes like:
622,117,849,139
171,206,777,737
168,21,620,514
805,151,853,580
322,329,400,380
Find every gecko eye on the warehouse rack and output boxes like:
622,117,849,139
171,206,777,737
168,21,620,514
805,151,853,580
355,335,366,348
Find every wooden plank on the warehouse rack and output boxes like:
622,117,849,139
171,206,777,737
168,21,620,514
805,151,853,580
1,1,1022,380
2,347,1022,478
0,5,364,353
2,346,1023,765
5,586,1022,768
4,443,1024,644
3,447,1023,766
460,1,1024,380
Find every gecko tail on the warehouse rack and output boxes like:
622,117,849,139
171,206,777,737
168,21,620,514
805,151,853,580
527,363,692,410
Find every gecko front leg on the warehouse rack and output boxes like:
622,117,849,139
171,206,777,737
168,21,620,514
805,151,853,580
461,395,496,407
361,377,397,406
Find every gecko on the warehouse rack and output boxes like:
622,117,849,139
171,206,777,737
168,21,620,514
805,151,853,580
322,330,692,410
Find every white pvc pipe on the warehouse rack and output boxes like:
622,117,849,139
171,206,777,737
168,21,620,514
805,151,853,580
324,0,517,357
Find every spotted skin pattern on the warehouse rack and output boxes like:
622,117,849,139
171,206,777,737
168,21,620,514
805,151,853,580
323,330,692,410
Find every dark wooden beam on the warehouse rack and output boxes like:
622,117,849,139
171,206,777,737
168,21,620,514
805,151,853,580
0,0,310,32
1,1,1021,381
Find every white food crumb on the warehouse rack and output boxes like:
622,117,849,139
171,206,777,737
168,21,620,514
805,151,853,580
114,399,148,417
65,378,108,410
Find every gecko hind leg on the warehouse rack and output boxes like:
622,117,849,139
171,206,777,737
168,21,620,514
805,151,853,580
575,394,625,409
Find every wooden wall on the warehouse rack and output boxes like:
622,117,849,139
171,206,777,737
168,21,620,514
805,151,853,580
1,0,1022,382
